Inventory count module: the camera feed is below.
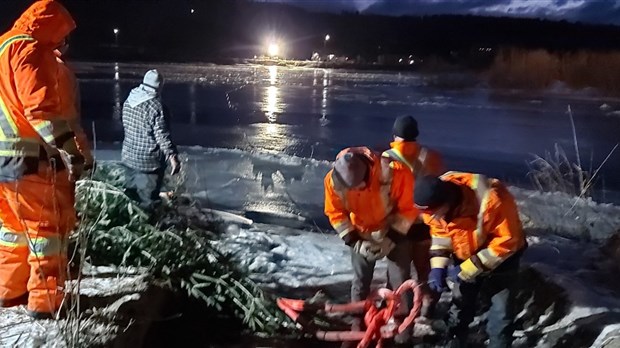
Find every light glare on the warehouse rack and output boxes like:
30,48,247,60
267,43,279,57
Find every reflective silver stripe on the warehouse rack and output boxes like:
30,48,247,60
0,35,35,139
0,35,34,56
430,236,453,251
471,174,491,249
29,236,61,258
381,160,401,232
0,102,17,139
335,221,355,235
476,248,504,269
430,256,450,268
0,139,40,157
417,147,428,166
383,147,428,178
0,229,28,248
33,120,72,146
382,149,413,171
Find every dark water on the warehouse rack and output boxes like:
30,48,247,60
75,62,620,202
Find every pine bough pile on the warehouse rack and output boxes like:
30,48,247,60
73,162,293,337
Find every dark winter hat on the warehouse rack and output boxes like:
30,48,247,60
414,175,459,210
392,115,419,141
332,153,369,189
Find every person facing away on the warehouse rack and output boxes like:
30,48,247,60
121,69,181,215
0,0,84,319
383,115,445,177
414,172,527,348
382,115,447,318
324,146,418,345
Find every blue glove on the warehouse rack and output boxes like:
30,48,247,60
448,265,461,284
428,268,447,293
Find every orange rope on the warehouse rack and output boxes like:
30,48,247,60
277,280,423,348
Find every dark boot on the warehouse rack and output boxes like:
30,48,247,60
27,310,54,320
447,334,468,348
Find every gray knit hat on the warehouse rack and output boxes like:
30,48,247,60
332,153,368,189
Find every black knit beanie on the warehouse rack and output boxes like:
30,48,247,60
392,115,419,141
414,175,460,210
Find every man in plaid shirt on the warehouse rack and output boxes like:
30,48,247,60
121,69,180,214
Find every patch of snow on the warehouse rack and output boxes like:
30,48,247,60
591,324,620,348
512,187,620,241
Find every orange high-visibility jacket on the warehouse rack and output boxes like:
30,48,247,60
324,147,418,241
382,141,445,178
0,0,76,179
56,53,93,164
422,172,526,280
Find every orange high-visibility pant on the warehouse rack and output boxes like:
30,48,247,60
0,165,75,313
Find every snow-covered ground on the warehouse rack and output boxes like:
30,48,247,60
166,146,620,347
2,146,618,347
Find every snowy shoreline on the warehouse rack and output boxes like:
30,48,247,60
1,147,618,347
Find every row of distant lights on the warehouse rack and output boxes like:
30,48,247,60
479,47,493,52
399,55,418,65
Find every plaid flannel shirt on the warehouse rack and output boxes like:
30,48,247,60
121,97,177,172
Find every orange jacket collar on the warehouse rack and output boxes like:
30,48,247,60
13,0,75,47
390,140,419,163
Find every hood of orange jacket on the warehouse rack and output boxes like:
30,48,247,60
13,1,75,47
390,140,420,165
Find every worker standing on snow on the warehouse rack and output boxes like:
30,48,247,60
414,172,527,348
382,115,446,318
324,146,418,345
121,69,180,216
0,0,84,319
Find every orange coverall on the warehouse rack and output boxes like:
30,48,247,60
0,0,80,316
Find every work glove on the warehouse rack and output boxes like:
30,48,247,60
58,139,85,182
369,229,396,259
447,265,462,284
428,268,448,293
341,230,361,247
352,240,385,261
80,160,97,179
373,237,395,260
169,154,181,175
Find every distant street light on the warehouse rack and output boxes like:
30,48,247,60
323,34,330,53
113,28,119,46
190,8,195,14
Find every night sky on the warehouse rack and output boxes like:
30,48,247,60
257,0,620,25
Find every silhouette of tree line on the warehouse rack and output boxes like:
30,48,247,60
2,0,620,92
0,0,618,63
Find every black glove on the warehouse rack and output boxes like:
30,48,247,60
386,228,407,243
341,230,361,247
84,160,96,172
407,222,431,241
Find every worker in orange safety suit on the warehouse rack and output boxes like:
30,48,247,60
414,172,527,348
324,146,418,345
0,0,84,320
382,115,446,319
